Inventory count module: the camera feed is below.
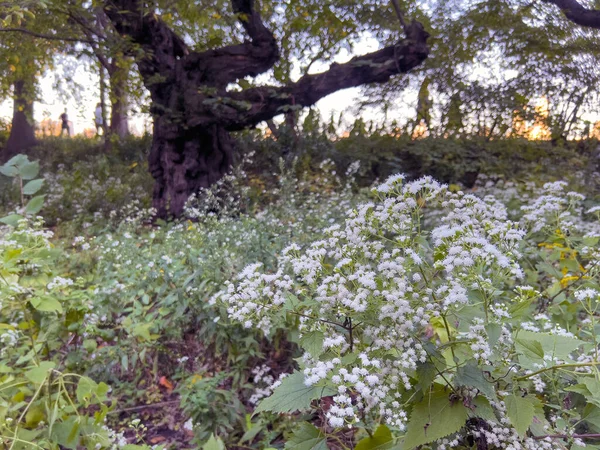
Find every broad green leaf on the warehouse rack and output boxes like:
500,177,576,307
0,214,24,226
77,376,99,404
515,331,581,360
582,404,600,431
300,331,324,358
203,434,226,450
30,296,63,313
0,164,19,177
454,362,496,400
515,339,544,361
285,422,328,450
355,424,393,450
504,395,535,436
416,361,437,393
25,405,45,427
403,388,469,449
255,371,336,414
51,416,81,449
22,179,43,195
470,396,497,422
25,361,55,384
20,160,40,180
24,195,45,215
5,154,28,168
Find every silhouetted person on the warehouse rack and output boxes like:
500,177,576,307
60,109,70,137
94,103,103,136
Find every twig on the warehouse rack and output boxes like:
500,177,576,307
0,27,92,43
390,0,409,35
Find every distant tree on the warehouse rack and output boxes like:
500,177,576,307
102,0,430,217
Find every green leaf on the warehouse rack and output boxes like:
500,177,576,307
203,434,226,450
504,395,535,436
5,154,28,168
30,296,63,313
77,376,99,404
582,404,600,431
355,424,394,450
20,160,40,180
255,371,336,415
24,195,45,215
0,164,19,177
508,298,533,318
51,416,81,449
132,322,154,341
300,331,324,358
0,214,24,226
25,361,55,384
403,388,469,449
454,362,496,400
515,331,581,360
22,179,44,195
25,405,45,427
285,422,328,450
515,339,544,361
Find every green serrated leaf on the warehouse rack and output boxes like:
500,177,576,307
356,424,393,450
403,388,469,449
515,339,544,361
504,395,535,436
515,331,581,360
454,362,496,400
300,331,324,358
285,422,327,450
255,371,336,415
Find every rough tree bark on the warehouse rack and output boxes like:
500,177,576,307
3,77,37,162
104,0,430,218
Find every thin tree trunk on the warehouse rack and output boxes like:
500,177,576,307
3,77,36,161
109,58,129,139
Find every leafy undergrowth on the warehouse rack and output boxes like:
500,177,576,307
1,142,600,450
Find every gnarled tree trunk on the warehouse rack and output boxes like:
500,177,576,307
3,78,36,162
104,0,429,218
150,119,233,217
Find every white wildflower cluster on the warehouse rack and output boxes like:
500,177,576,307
470,400,562,450
0,329,20,357
465,318,493,363
47,276,74,290
248,364,289,405
220,174,527,430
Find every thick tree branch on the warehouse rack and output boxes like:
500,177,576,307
543,0,600,29
0,27,92,43
104,0,189,92
187,20,429,130
184,0,279,86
